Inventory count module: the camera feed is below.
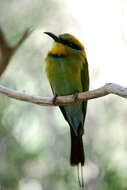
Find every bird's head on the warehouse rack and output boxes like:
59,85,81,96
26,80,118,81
44,32,85,55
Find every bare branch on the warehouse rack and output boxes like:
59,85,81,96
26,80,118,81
0,83,126,106
0,27,32,76
13,28,32,52
0,28,9,51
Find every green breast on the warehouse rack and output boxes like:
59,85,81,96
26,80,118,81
45,55,83,95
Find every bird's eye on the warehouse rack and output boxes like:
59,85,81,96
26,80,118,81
68,42,81,50
69,43,73,47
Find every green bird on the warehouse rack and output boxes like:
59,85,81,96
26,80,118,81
44,32,89,185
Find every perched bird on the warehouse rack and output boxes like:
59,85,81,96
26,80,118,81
44,32,89,186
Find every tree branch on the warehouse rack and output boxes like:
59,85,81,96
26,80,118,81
12,28,32,53
0,27,32,76
0,83,127,106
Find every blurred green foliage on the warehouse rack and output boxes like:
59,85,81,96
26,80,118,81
0,0,127,190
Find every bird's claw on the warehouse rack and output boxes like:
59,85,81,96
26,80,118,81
52,94,58,105
73,92,79,103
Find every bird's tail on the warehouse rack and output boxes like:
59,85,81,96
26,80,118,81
70,127,85,188
70,127,85,166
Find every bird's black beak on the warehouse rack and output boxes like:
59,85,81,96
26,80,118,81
44,32,60,42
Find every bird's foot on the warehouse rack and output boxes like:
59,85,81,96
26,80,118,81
52,94,58,105
73,92,79,103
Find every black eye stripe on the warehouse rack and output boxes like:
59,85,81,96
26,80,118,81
68,43,81,50
59,38,81,50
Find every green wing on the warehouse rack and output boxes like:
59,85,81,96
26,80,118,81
59,58,89,136
81,58,89,123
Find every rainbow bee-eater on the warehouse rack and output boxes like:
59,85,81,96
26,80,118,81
44,32,89,184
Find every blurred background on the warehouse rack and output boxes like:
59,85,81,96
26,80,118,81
0,0,127,189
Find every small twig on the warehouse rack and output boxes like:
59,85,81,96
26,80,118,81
13,28,32,52
0,28,9,51
0,83,126,106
